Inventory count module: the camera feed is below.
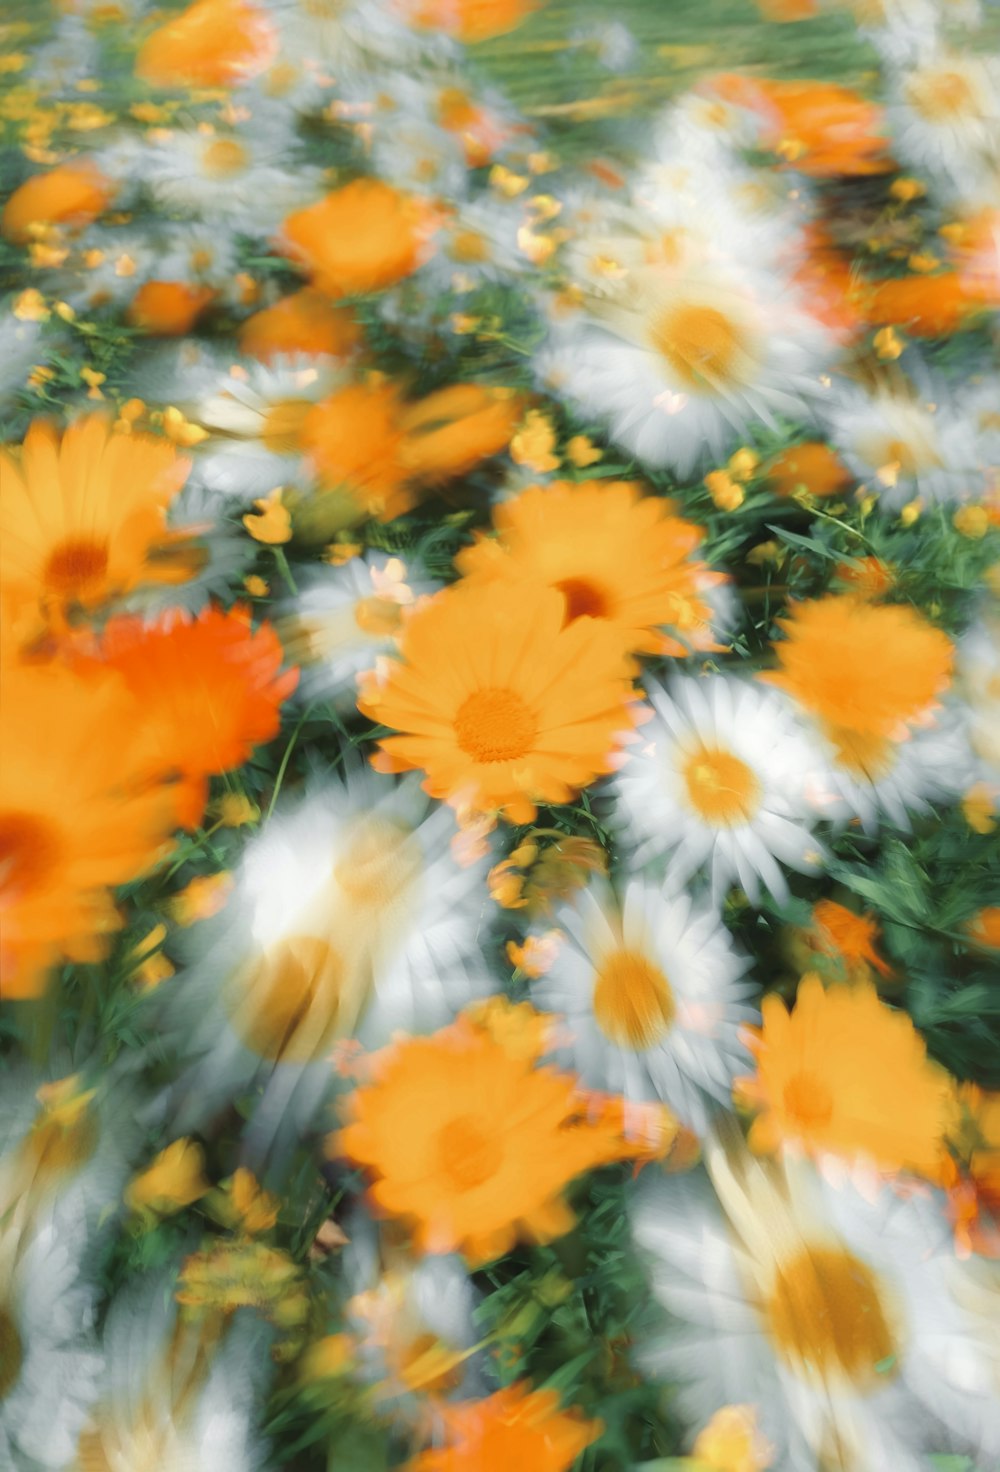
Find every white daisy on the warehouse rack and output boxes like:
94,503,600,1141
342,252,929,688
631,1141,1000,1472
611,675,833,906
0,1213,103,1469
955,611,1000,773
278,553,439,712
530,877,756,1129
262,0,457,92
888,50,1000,196
158,771,493,1157
542,251,835,478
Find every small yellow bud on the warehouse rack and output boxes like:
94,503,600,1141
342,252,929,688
53,301,76,322
125,1139,208,1219
900,499,922,527
953,505,989,540
13,288,49,321
565,434,602,468
243,574,269,597
873,325,904,360
705,470,744,511
890,177,926,203
243,487,293,544
213,793,260,827
962,784,997,835
727,447,759,483
907,251,939,274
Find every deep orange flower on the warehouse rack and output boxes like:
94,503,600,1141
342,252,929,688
860,272,981,337
811,899,893,980
763,442,854,499
81,606,298,828
135,0,276,88
738,975,957,1178
710,74,893,177
126,281,216,335
833,555,894,601
358,581,640,823
301,379,413,526
0,659,179,998
968,907,1000,950
238,289,362,363
406,0,537,42
792,225,867,338
398,384,523,482
279,180,436,298
333,1006,675,1264
1,161,115,245
405,1385,601,1472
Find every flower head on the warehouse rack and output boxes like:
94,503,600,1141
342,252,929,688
404,1385,601,1472
280,180,436,298
135,0,276,88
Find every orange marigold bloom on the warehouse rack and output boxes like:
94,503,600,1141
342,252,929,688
333,1008,674,1264
405,1385,601,1472
279,180,436,298
811,899,893,980
710,75,893,177
398,384,523,482
792,225,867,339
763,442,854,499
859,272,980,337
455,479,724,662
135,0,276,88
0,414,194,645
764,595,953,751
0,660,179,999
301,379,413,525
405,0,538,42
238,289,362,363
126,281,216,335
1,161,115,245
738,975,957,1178
84,606,298,829
358,582,640,824
833,555,894,601
968,907,1000,950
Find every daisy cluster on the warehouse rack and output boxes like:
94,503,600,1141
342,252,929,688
1,0,1000,1469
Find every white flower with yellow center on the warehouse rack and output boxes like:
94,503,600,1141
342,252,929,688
543,252,834,477
530,879,755,1128
612,676,832,906
161,773,493,1153
956,613,1000,774
0,1214,103,1468
889,50,1000,195
631,1141,1000,1472
278,554,439,712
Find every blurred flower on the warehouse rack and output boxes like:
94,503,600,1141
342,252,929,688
404,1384,601,1472
403,0,539,42
762,441,853,499
809,899,893,981
692,1404,774,1471
176,1240,309,1358
135,0,277,88
125,1138,208,1220
126,281,216,336
243,487,293,544
239,289,361,363
1,160,115,244
279,179,437,298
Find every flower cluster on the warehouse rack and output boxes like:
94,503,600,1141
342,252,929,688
2,0,999,1469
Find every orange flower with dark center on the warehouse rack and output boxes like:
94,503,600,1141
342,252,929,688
135,0,276,87
279,180,436,298
1,161,115,245
405,1385,602,1472
238,290,362,363
80,606,298,829
358,581,640,823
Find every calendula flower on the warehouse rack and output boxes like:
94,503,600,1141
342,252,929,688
360,581,640,823
126,281,217,336
457,479,725,663
737,975,957,1178
762,441,853,499
404,1384,601,1472
332,1007,677,1264
238,289,361,363
398,384,523,483
1,160,115,244
279,179,437,297
809,899,893,981
135,0,277,88
403,0,539,42
717,75,893,176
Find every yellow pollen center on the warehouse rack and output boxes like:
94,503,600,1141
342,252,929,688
437,1115,501,1189
200,138,251,177
448,228,489,264
453,687,537,764
907,69,977,121
682,745,762,826
782,1071,834,1130
260,398,313,454
0,1307,23,1400
593,947,676,1048
42,536,110,600
230,935,346,1061
650,302,748,390
765,1246,900,1390
353,595,404,637
554,577,609,622
0,811,62,897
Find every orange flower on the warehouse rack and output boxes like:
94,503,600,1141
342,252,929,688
135,0,276,88
301,379,413,527
968,907,1000,950
399,384,523,482
738,975,957,1178
762,442,853,499
238,289,362,363
1,161,115,245
405,0,538,42
0,414,194,645
764,595,953,757
279,180,436,298
82,606,298,829
859,272,980,337
436,88,513,168
711,75,893,177
791,225,866,338
810,899,893,980
455,479,724,661
358,581,639,823
405,1385,601,1472
833,555,894,601
0,659,179,998
332,1007,673,1264
126,281,216,335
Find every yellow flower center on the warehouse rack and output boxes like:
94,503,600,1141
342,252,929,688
453,687,537,764
782,1071,834,1130
42,536,110,600
0,811,62,896
593,947,675,1048
261,397,313,454
332,815,421,910
231,935,346,1061
683,745,762,826
448,228,489,263
437,1115,501,1189
0,1306,23,1400
353,595,404,637
649,302,748,390
825,725,895,780
554,577,609,622
907,69,977,121
765,1246,900,1390
200,138,251,178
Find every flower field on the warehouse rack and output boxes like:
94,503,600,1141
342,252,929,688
1,0,999,1469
